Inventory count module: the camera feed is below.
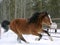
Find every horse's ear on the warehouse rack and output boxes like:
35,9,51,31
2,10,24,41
40,11,48,15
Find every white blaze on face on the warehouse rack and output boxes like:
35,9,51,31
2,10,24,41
48,14,52,23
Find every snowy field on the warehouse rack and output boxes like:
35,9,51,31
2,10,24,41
0,28,60,45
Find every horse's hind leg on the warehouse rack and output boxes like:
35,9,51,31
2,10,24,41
17,36,21,43
32,32,42,41
35,34,42,41
18,35,28,43
43,30,53,41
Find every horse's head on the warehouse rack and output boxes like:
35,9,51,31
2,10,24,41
28,11,52,26
39,12,52,26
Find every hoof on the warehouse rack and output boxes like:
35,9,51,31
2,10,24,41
49,36,53,41
35,37,40,41
17,38,21,43
17,39,21,43
25,41,29,44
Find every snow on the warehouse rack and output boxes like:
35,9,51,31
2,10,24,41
50,22,57,29
0,28,60,45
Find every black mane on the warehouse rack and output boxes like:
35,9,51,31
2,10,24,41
28,11,48,24
28,12,40,23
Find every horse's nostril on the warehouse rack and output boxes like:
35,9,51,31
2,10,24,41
50,23,52,25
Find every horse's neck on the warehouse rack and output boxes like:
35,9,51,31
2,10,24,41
34,22,42,29
27,18,42,28
37,19,42,25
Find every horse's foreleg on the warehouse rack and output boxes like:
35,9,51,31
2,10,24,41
43,30,53,41
55,29,57,33
47,28,49,32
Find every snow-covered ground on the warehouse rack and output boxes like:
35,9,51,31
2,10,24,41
0,28,60,45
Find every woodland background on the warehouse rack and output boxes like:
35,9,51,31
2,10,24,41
0,0,60,28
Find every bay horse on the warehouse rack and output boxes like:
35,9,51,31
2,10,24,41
1,11,53,43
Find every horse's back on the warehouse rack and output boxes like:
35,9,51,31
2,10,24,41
10,18,27,25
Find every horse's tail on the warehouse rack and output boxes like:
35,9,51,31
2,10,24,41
1,20,10,32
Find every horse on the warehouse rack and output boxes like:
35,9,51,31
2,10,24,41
1,11,53,43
